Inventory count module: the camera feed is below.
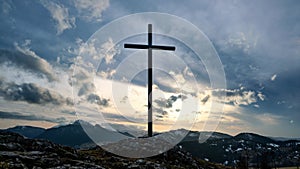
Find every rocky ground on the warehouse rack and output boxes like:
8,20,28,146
0,131,230,169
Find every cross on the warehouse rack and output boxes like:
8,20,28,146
124,24,176,137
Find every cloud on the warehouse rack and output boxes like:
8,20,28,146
101,38,119,64
223,31,258,54
76,38,98,60
255,113,281,125
87,93,109,107
77,37,119,64
0,81,72,106
257,92,265,101
97,69,116,79
152,94,189,120
69,55,96,97
183,66,194,77
213,88,264,106
1,0,13,15
271,74,277,81
153,107,168,120
154,95,184,109
78,83,95,96
0,111,67,123
69,63,91,85
169,71,186,85
201,95,210,104
73,0,109,22
40,0,75,35
74,37,119,81
0,41,56,81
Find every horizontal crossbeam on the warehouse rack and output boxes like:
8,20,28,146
124,44,175,51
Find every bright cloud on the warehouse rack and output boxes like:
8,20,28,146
73,0,109,22
76,37,119,65
257,92,265,101
213,88,263,106
271,74,277,81
41,0,75,35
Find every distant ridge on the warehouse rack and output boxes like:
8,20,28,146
36,120,129,148
4,125,45,138
234,132,276,144
270,136,300,141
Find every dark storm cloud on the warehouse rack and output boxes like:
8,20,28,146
0,81,72,106
201,95,210,104
152,95,186,120
0,111,67,123
87,93,109,107
0,49,56,81
153,107,168,120
154,94,184,109
78,83,95,96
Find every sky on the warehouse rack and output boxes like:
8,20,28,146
0,0,299,137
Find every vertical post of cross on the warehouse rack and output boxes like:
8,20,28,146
148,24,153,137
124,24,175,137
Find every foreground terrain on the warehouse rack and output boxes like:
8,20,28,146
2,121,300,168
0,131,229,169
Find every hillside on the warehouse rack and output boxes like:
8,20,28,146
2,122,300,168
0,131,229,169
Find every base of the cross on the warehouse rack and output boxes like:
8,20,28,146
148,122,153,137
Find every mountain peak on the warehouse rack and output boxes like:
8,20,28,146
72,119,92,126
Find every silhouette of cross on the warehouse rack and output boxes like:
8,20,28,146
124,24,176,137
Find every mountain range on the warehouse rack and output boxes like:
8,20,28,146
2,121,300,168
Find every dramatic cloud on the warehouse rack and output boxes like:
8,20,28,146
0,81,72,106
78,83,95,96
77,37,119,65
153,107,168,120
87,93,109,107
0,0,299,137
0,41,56,81
41,0,75,35
0,111,67,123
213,88,264,106
154,95,183,109
73,38,119,83
73,0,109,22
69,55,96,98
